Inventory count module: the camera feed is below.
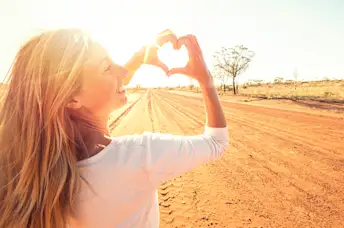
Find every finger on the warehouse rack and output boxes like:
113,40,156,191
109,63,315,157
177,34,204,61
157,29,174,36
156,29,178,48
153,60,169,74
188,34,204,55
167,67,188,77
187,34,200,47
176,34,193,48
175,35,197,58
156,33,178,47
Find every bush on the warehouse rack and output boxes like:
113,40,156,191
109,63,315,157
274,77,284,84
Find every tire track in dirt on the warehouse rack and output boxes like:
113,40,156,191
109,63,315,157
164,91,344,130
165,91,344,181
158,90,344,227
164,92,344,183
109,89,344,227
151,91,223,227
148,92,179,225
164,91,343,153
157,95,204,133
110,91,152,136
109,91,210,227
146,90,155,132
158,91,320,226
150,92,200,227
108,95,143,133
155,91,257,227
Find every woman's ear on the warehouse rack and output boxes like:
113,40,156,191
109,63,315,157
67,98,82,109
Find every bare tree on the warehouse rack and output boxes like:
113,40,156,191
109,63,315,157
212,67,229,93
293,68,298,98
213,45,255,95
135,84,141,91
188,77,194,90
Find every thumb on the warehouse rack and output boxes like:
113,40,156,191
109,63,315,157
167,67,188,77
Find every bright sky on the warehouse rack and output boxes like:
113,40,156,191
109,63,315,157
0,0,343,87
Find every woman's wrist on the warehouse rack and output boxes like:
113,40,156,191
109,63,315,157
124,46,145,72
123,47,146,85
198,73,215,89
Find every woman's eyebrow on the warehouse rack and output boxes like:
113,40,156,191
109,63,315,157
98,58,112,69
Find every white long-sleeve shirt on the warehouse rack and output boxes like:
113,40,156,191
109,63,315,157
68,126,229,228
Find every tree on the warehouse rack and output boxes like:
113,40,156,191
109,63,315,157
213,45,255,95
135,84,141,91
212,67,229,93
293,68,298,97
188,77,194,90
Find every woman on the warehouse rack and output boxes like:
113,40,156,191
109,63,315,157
0,28,228,228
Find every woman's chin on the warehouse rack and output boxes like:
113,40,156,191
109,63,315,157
120,95,128,105
112,94,128,109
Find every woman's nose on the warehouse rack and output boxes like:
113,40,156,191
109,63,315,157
119,66,131,85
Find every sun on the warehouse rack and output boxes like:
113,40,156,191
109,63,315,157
29,0,191,87
85,24,189,88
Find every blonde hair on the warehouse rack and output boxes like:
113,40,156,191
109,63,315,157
0,29,94,228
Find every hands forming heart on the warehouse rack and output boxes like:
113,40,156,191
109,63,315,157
141,29,213,86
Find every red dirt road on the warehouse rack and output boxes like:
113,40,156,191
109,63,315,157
109,89,344,228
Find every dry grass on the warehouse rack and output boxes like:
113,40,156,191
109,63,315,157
126,87,147,93
240,80,344,102
167,80,344,102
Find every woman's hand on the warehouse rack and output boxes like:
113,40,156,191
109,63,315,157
136,29,179,74
140,44,168,73
167,34,214,87
123,29,178,85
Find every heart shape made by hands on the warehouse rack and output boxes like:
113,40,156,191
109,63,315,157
157,42,189,71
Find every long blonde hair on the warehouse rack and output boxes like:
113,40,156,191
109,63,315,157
0,29,94,228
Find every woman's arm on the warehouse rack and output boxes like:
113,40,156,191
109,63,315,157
141,33,229,188
167,34,226,129
199,77,226,128
143,125,228,188
143,74,228,188
123,48,144,86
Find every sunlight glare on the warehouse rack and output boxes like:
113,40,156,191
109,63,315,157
11,0,194,87
158,43,189,70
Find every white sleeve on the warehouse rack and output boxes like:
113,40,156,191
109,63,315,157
143,126,229,188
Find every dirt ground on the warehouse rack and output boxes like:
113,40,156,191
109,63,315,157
109,89,344,228
168,90,344,118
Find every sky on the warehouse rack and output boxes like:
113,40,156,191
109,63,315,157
0,0,343,87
